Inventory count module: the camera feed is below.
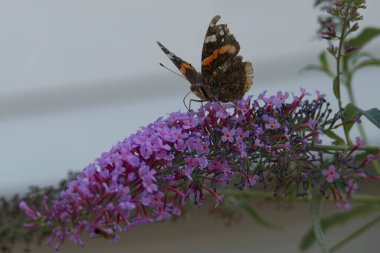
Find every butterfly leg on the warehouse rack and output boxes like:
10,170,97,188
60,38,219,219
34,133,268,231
209,93,243,113
183,91,204,111
183,91,192,110
207,94,229,114
188,99,205,111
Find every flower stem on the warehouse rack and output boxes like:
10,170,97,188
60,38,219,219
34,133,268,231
218,190,380,204
346,74,368,141
336,1,353,145
311,144,379,153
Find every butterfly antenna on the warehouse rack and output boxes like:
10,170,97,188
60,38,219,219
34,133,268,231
159,63,187,80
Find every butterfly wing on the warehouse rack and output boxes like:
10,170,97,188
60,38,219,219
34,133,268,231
201,15,240,75
157,41,201,85
204,56,253,102
201,15,253,101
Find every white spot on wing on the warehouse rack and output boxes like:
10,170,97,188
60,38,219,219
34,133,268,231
205,34,217,43
218,61,230,72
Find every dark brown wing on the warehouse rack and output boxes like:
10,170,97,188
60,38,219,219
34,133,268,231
157,41,201,85
203,56,253,102
200,16,253,102
201,15,240,77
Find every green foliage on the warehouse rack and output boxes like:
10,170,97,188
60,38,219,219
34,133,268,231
310,188,330,253
342,103,363,141
237,200,278,229
351,58,380,73
212,196,279,229
332,77,340,102
342,104,380,137
342,27,380,84
330,214,380,252
319,52,334,77
324,130,345,145
300,204,380,251
363,108,380,129
348,27,380,49
302,52,334,77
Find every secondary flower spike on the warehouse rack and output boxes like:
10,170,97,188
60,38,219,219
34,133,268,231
20,89,379,250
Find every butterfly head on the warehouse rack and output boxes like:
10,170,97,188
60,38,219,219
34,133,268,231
188,72,207,100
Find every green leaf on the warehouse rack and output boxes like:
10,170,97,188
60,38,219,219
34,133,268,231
354,152,367,163
343,103,363,139
301,64,332,78
330,214,380,252
300,204,380,251
238,201,278,229
351,51,375,65
348,27,380,48
333,77,340,100
301,52,334,77
324,130,345,145
352,58,380,73
310,188,330,253
302,64,324,72
363,108,380,129
319,52,334,77
373,160,380,175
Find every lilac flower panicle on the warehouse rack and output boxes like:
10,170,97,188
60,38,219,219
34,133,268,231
315,0,367,50
20,90,379,250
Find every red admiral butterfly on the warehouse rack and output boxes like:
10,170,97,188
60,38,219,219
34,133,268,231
158,15,253,102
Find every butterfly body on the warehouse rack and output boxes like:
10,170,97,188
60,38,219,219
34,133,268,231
158,15,253,102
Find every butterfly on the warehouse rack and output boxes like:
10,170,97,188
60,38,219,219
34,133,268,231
158,15,253,102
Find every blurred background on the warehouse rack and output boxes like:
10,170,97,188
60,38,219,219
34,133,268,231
1,0,379,252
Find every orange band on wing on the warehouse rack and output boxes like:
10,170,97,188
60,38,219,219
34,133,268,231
180,63,192,76
202,45,237,69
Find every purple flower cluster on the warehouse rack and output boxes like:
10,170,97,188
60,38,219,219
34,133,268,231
19,89,379,250
315,0,366,55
